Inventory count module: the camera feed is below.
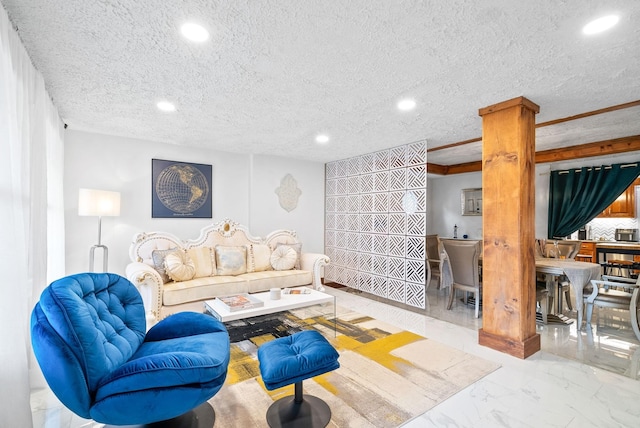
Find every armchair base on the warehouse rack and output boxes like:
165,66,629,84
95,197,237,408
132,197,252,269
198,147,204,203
104,402,214,428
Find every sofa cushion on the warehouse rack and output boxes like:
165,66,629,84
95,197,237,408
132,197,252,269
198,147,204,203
165,251,196,282
270,245,298,271
243,270,313,293
215,246,247,276
275,243,302,270
187,247,216,278
162,275,249,306
151,248,180,283
247,244,272,273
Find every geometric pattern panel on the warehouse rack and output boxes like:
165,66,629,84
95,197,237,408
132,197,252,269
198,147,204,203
348,157,360,177
346,232,359,251
372,255,388,277
373,171,389,192
359,154,374,174
372,275,387,298
360,174,374,194
406,236,426,260
388,279,406,303
359,233,373,253
407,213,426,236
405,281,426,308
388,235,406,257
406,141,426,166
372,234,388,255
388,191,405,213
336,159,348,178
389,168,406,191
406,259,426,283
374,150,390,171
390,145,407,170
326,179,337,196
388,257,405,280
407,165,427,189
388,213,406,234
358,272,372,293
325,141,427,308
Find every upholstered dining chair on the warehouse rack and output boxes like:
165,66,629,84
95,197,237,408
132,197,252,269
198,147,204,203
31,272,230,427
584,275,640,340
442,239,482,318
426,234,441,288
537,239,582,312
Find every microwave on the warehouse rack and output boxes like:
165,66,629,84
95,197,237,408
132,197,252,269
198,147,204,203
615,228,639,242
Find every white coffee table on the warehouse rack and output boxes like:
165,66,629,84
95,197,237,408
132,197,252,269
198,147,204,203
204,287,335,323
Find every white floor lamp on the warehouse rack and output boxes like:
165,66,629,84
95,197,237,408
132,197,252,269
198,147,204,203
78,188,121,272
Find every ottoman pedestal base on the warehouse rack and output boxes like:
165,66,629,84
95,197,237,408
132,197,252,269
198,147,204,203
266,381,331,428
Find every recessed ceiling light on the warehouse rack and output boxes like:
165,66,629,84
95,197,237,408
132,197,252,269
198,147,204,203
156,101,176,112
315,134,330,144
181,22,209,42
397,98,416,111
583,15,619,35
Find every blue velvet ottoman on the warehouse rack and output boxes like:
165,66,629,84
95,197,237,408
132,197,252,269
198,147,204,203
258,330,340,428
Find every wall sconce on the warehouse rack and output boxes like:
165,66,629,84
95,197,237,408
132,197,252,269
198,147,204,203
78,188,121,272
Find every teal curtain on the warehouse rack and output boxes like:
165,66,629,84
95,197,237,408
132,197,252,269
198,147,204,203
548,163,640,238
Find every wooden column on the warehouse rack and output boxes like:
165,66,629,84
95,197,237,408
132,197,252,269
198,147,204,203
478,96,540,359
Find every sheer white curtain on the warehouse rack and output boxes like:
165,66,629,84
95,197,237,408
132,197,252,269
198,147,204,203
0,7,65,427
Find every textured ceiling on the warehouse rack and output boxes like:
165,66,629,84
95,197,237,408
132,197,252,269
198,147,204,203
2,0,640,163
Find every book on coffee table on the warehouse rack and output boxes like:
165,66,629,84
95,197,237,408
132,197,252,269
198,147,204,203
282,287,311,295
213,293,264,312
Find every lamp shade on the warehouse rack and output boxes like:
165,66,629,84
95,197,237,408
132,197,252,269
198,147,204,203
78,188,121,217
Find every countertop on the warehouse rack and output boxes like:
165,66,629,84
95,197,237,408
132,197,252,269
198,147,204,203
594,241,640,249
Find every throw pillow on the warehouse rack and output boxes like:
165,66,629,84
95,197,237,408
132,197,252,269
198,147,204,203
215,246,247,276
151,248,179,283
275,242,302,270
270,245,297,271
164,250,196,282
246,243,272,272
187,247,216,278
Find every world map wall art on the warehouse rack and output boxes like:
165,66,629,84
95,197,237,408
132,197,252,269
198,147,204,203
152,159,212,218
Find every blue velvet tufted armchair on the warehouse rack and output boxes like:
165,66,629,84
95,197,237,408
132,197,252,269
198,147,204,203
31,273,230,426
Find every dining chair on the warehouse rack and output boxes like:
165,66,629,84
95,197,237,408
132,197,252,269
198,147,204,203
537,239,581,312
584,275,640,340
426,234,441,289
442,239,482,318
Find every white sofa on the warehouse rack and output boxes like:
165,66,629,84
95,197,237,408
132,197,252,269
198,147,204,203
125,218,329,323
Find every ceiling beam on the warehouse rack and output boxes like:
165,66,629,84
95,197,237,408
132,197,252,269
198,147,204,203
427,134,640,175
427,100,640,155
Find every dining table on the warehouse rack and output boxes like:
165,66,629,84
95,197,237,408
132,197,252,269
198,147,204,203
535,257,602,327
439,248,602,327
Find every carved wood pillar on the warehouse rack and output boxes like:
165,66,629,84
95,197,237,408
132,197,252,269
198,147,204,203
478,96,540,359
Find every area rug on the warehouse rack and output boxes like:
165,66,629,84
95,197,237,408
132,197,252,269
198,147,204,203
209,306,500,427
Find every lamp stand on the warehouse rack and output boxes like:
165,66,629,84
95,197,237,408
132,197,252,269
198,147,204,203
89,216,109,272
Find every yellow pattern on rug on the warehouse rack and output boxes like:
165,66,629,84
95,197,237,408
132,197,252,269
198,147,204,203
212,307,500,427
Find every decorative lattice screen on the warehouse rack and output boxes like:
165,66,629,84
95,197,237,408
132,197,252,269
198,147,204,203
325,141,427,308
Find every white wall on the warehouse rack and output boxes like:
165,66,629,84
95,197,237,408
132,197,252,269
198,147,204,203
248,154,325,251
64,130,326,276
428,172,483,239
428,153,640,240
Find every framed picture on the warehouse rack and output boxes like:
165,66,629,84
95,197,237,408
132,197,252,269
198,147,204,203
152,159,212,218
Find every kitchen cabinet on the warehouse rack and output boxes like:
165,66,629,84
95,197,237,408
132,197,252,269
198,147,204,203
598,178,640,218
575,241,596,263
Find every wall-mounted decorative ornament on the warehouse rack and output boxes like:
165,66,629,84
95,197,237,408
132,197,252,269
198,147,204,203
275,173,302,212
402,191,418,215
